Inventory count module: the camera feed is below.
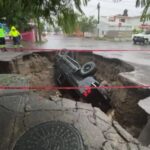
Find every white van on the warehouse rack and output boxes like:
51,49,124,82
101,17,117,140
132,31,150,44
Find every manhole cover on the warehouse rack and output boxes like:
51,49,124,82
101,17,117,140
13,121,85,150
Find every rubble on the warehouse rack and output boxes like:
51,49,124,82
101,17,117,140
0,79,148,149
0,51,150,149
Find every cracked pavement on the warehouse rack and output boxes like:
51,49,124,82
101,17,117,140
0,75,149,150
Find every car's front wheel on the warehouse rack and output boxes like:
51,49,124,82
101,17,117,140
133,40,137,44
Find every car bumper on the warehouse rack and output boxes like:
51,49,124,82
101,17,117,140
133,37,144,42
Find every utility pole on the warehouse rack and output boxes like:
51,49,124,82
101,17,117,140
97,2,100,37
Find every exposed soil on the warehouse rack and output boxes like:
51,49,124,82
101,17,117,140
0,51,150,138
0,52,58,98
75,52,150,137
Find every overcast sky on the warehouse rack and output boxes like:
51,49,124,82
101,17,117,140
82,0,144,18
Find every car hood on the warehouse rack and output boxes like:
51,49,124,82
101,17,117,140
132,33,144,37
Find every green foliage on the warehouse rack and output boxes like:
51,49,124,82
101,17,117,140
54,27,60,33
114,0,150,22
116,0,150,22
78,16,97,33
135,0,150,22
132,28,143,34
0,0,89,33
136,0,148,7
0,0,32,31
57,8,78,33
23,0,89,33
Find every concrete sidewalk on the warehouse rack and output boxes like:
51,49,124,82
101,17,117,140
0,51,32,61
0,75,148,150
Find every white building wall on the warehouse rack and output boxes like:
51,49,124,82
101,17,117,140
98,17,132,37
97,16,150,38
123,17,150,29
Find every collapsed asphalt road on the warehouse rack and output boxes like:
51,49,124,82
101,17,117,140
54,50,111,113
0,74,149,150
0,50,150,149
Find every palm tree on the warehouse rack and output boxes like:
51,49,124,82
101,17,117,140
136,0,150,22
115,0,150,22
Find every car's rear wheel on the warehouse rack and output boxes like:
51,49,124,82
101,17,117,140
133,40,137,44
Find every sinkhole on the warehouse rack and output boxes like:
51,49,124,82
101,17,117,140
1,50,150,143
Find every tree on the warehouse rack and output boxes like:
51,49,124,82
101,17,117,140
123,9,128,16
54,27,61,34
135,0,150,22
0,0,32,31
0,0,89,41
115,0,150,22
21,0,89,36
78,16,97,36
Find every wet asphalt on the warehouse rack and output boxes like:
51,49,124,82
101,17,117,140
31,34,150,65
7,34,149,86
35,35,150,86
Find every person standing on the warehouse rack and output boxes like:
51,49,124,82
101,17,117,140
9,26,22,48
0,23,6,51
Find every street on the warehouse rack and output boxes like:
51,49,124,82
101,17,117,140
0,35,150,150
33,34,150,65
1,0,150,148
3,35,150,85
34,35,150,85
37,35,150,50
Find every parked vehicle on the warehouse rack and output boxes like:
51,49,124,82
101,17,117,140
132,31,150,44
54,50,111,112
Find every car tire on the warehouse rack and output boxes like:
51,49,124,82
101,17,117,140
144,39,148,44
80,61,96,77
133,41,137,44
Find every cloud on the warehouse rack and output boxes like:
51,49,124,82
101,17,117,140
82,0,143,17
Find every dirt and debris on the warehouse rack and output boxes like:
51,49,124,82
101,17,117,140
75,52,150,138
0,52,57,98
0,51,150,147
0,85,149,150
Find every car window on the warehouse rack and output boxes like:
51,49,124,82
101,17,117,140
145,31,150,34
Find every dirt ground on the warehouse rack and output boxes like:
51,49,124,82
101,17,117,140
1,51,150,139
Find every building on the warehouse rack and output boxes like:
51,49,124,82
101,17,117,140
98,15,150,39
